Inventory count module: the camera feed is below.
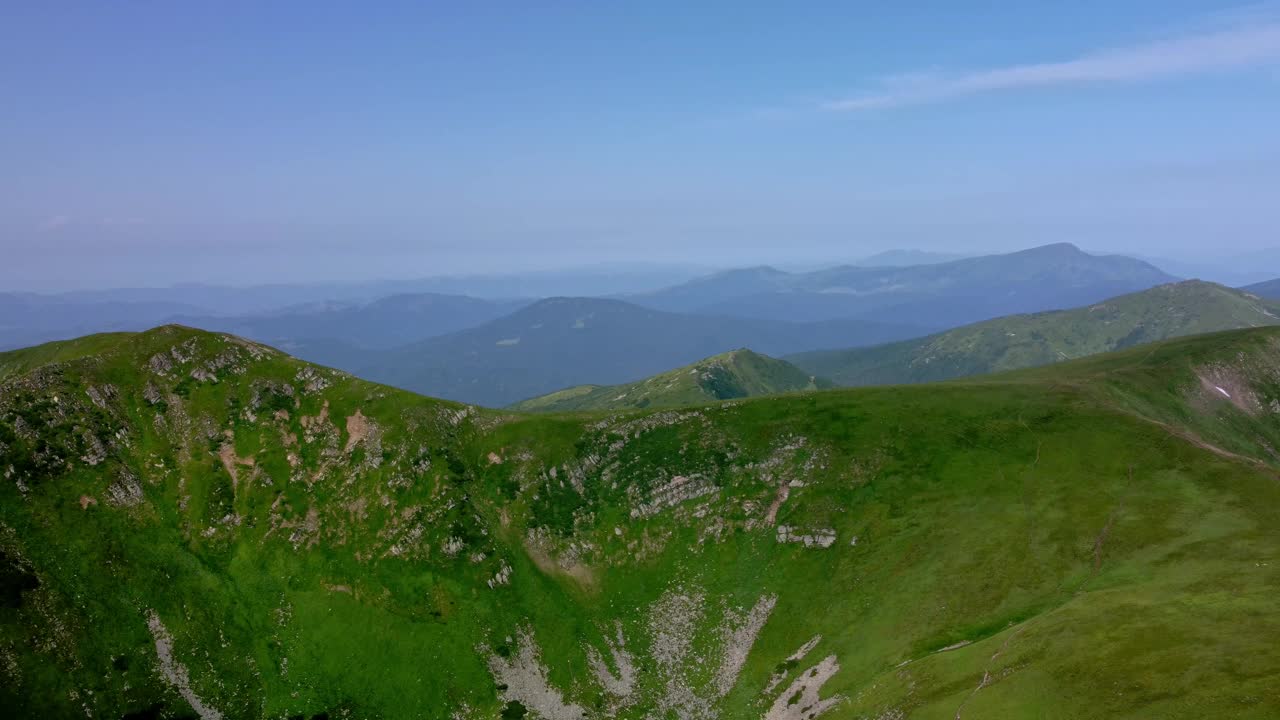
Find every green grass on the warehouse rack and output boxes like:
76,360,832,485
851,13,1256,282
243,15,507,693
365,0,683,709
0,331,137,381
2,325,1280,718
510,348,832,412
790,280,1280,387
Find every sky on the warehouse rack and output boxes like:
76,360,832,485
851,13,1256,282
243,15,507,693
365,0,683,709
3,1,1280,290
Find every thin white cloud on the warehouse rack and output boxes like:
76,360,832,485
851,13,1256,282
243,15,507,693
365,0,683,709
826,19,1280,111
38,215,71,231
100,217,148,227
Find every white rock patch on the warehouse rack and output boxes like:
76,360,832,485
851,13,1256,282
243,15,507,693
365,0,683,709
765,634,823,694
586,621,637,703
715,594,777,697
762,654,844,720
776,526,837,548
146,611,223,720
486,627,585,720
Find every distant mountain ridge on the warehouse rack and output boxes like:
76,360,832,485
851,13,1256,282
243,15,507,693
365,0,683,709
357,296,929,407
0,265,709,350
634,243,1178,325
510,348,831,412
1241,278,1280,300
789,280,1280,386
0,293,207,351
854,249,968,266
168,293,530,351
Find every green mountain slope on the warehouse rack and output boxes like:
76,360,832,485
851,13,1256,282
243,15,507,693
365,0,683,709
4,325,1280,718
0,331,135,381
790,280,1280,386
510,349,832,412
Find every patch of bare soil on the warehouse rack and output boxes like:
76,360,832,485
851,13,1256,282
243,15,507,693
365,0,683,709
1195,369,1262,415
217,432,255,492
344,410,371,452
523,529,597,588
764,484,790,526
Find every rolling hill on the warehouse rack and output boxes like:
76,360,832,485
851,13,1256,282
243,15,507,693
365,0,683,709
789,280,1280,386
358,297,931,407
634,243,1177,325
510,349,832,412
3,325,1280,718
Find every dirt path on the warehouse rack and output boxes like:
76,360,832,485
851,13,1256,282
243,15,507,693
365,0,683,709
953,625,1028,720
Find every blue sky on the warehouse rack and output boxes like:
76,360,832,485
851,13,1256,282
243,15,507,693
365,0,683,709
4,1,1280,289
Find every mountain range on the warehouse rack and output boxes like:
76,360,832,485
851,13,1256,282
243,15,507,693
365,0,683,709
0,265,706,351
631,243,1177,325
3,324,1280,717
169,293,530,351
0,293,207,351
9,244,1277,414
356,297,925,407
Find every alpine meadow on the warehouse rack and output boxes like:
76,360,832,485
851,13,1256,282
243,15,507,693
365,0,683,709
4,324,1280,718
7,3,1280,718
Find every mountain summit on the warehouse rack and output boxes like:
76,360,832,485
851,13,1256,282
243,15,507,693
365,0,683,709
510,348,831,412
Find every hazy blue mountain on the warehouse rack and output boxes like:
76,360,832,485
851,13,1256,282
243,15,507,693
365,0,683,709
620,266,793,312
0,293,208,351
1241,278,1280,299
29,264,712,315
634,243,1178,325
357,297,931,407
169,293,530,351
1128,253,1275,286
3,265,707,351
854,249,968,266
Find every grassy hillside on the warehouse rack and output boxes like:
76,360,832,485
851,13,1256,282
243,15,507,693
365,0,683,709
3,325,1280,718
0,331,135,380
510,349,832,412
791,280,1280,386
